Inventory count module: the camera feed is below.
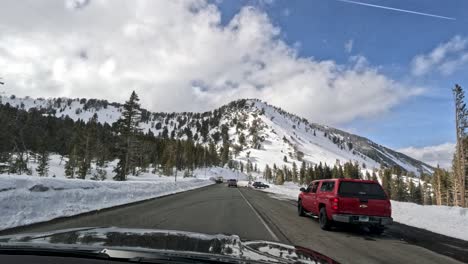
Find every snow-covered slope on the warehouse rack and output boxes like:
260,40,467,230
0,96,433,174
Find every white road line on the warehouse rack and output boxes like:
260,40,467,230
237,188,279,241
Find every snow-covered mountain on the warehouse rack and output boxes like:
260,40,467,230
0,95,433,175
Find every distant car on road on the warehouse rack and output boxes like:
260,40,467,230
298,178,392,234
253,182,269,189
215,177,224,184
227,179,237,188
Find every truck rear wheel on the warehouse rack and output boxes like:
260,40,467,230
319,207,332,230
298,200,306,217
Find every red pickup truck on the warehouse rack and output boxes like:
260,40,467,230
298,178,392,234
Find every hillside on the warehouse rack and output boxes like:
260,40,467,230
0,95,433,175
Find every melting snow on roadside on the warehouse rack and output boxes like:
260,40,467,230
258,181,468,241
0,174,214,231
391,201,468,241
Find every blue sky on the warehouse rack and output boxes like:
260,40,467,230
217,0,467,149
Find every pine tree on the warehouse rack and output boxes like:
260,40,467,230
92,165,107,181
338,164,344,178
319,163,326,179
208,141,218,166
343,162,349,178
114,91,142,181
282,165,290,181
423,182,432,205
283,155,288,162
323,163,332,179
276,169,285,185
292,162,298,182
36,151,49,177
220,125,230,165
417,181,427,205
238,132,246,145
351,162,360,179
413,180,423,204
299,161,306,184
77,114,98,179
365,171,371,180
92,151,108,181
9,151,30,175
432,166,452,205
408,179,416,203
264,165,272,182
382,169,392,198
452,84,467,207
246,159,252,173
65,146,77,178
331,165,338,179
392,174,408,202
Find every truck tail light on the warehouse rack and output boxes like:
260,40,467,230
332,198,339,210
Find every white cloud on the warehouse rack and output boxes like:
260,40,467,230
411,35,468,76
398,143,455,169
344,39,353,53
0,0,422,125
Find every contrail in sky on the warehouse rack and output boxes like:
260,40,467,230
336,0,456,20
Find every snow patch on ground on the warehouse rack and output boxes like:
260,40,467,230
261,181,303,199
0,175,213,231
258,181,468,241
391,201,468,241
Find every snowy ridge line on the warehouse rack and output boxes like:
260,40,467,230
0,96,433,175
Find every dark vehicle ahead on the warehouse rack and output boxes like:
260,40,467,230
227,179,237,187
0,228,339,264
253,181,269,188
298,179,392,234
215,177,224,184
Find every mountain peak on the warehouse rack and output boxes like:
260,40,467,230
0,95,433,175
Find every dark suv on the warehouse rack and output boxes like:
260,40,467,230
253,182,269,188
227,179,237,187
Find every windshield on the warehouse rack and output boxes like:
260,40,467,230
0,1,467,264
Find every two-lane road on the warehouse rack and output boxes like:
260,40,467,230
2,184,466,264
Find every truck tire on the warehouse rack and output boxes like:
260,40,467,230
319,207,332,230
298,200,306,217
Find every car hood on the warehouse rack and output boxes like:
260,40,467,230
0,227,338,263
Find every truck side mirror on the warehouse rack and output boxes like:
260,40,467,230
300,187,306,192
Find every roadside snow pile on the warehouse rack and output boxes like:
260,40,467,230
261,181,302,199
0,175,213,231
391,201,468,241
259,181,468,241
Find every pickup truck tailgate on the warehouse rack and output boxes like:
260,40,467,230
337,181,391,217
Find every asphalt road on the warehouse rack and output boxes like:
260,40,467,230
2,184,467,264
